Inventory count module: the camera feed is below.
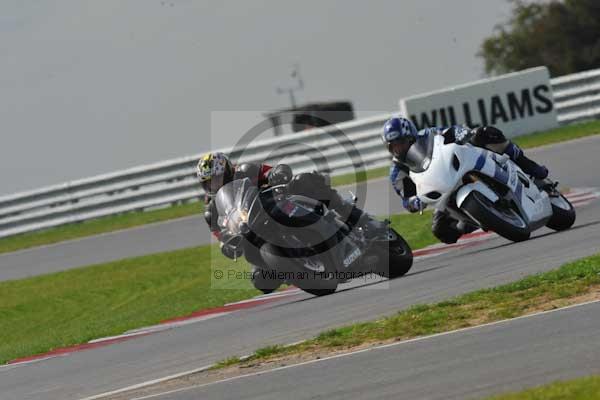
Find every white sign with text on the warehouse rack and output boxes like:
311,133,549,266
399,67,559,138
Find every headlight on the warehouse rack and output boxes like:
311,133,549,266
239,209,249,223
422,157,431,170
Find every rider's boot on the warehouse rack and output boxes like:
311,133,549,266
504,142,549,180
433,211,479,244
503,142,560,193
432,211,461,244
456,220,478,235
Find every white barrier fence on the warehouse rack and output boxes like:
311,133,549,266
552,68,600,125
1,68,599,238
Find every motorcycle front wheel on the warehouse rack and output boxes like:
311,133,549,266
295,256,338,296
251,266,283,295
373,229,413,279
260,243,338,297
461,191,530,242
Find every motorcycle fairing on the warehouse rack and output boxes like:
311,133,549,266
462,146,552,227
411,135,552,228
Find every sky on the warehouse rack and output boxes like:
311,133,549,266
0,0,516,195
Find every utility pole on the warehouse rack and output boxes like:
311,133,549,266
276,63,304,109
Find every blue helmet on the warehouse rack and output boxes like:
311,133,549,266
382,117,418,158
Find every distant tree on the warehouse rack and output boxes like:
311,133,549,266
479,0,600,76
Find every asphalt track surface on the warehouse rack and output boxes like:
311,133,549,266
1,136,599,400
143,301,600,400
2,197,600,398
1,135,599,282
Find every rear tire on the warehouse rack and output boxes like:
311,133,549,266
546,194,576,231
461,191,530,242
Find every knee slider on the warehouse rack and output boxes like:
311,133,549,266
204,210,214,226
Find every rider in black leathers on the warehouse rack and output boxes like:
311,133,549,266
197,152,366,292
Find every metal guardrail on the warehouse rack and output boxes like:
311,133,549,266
552,68,600,125
1,68,599,238
0,114,392,238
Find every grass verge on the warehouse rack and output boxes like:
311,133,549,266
484,375,600,400
0,243,258,364
0,212,432,364
1,120,598,255
513,119,600,149
388,210,437,250
208,253,600,371
330,166,389,187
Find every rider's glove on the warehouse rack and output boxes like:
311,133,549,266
442,126,472,145
268,164,293,186
221,242,243,260
404,196,425,213
470,126,505,148
453,126,473,145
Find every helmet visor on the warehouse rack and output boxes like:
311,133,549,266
201,174,225,197
388,138,413,159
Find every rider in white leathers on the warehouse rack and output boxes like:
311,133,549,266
383,117,550,244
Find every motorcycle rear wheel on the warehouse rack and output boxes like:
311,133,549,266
546,193,576,231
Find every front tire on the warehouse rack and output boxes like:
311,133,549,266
251,267,283,294
546,194,576,231
260,243,338,297
374,230,413,279
461,191,530,242
301,287,337,297
295,256,339,296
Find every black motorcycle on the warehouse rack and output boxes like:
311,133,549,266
214,178,413,296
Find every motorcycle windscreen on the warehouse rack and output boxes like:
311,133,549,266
214,178,258,236
404,133,435,173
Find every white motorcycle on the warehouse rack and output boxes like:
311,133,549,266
404,130,576,242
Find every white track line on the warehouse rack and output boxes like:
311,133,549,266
78,364,215,400
0,355,61,370
96,299,600,400
224,292,298,307
252,288,302,300
88,331,154,344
